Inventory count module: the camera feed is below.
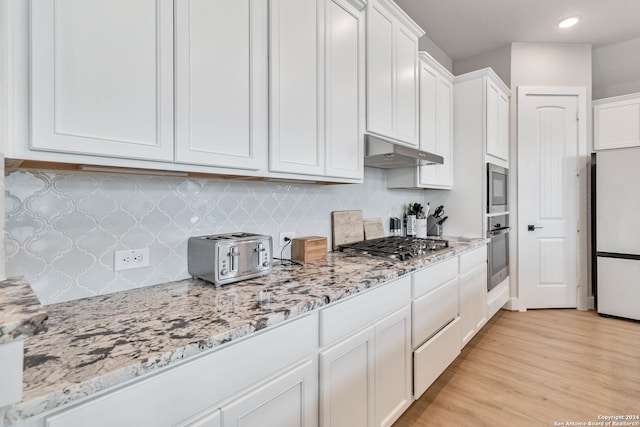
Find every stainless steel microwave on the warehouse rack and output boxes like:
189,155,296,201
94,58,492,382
487,164,508,213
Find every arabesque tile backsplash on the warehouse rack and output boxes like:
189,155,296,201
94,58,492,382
5,167,449,305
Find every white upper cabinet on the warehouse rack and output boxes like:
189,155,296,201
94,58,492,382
30,0,174,161
593,93,640,150
12,0,362,182
269,0,365,180
324,0,365,180
485,78,510,162
175,0,267,171
269,0,324,176
419,54,453,188
366,0,423,147
387,52,453,189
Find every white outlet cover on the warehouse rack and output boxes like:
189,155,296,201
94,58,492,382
114,248,150,271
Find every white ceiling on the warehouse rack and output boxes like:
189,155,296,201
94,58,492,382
394,0,640,61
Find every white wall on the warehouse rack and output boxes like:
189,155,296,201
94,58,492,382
593,37,640,100
509,42,593,310
452,45,511,85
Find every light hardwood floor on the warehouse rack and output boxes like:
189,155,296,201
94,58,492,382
394,309,640,427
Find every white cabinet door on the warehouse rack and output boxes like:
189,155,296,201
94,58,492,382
374,306,412,427
485,79,500,160
419,75,452,188
594,95,640,150
387,52,452,189
366,2,394,138
497,90,509,160
221,360,317,427
269,0,324,175
459,264,488,346
394,28,419,146
418,60,438,186
175,0,267,170
31,0,174,161
366,0,422,147
324,0,365,179
486,79,509,162
320,326,375,427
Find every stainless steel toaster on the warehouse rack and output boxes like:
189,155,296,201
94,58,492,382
188,232,272,285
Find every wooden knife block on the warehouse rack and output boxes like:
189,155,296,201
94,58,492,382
292,236,327,262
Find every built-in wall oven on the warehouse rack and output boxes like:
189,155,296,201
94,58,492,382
487,214,510,291
487,163,510,291
487,164,508,213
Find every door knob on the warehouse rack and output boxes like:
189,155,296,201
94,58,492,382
527,225,543,231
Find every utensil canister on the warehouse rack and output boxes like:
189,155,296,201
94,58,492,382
416,218,427,238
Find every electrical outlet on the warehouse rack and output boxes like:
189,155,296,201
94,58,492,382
114,248,150,271
279,232,296,247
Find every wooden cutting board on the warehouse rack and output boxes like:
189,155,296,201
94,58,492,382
363,218,385,240
331,210,364,250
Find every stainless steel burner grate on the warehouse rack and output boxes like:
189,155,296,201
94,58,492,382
339,236,449,261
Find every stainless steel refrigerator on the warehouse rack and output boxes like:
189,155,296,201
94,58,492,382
592,148,640,321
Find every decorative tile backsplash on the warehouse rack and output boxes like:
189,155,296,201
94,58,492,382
5,167,449,305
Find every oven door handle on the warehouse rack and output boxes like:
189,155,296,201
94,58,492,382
488,227,511,236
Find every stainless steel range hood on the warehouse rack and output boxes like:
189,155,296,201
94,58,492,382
364,134,443,169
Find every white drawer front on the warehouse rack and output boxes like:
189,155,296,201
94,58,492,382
412,277,458,348
412,257,458,298
459,245,487,275
46,314,317,427
320,275,411,347
413,317,461,399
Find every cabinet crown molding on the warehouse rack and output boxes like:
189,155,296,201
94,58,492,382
419,51,454,81
454,67,511,96
342,0,367,11
592,91,640,105
369,0,425,38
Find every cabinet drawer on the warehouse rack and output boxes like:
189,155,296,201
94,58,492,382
320,275,411,347
412,257,457,298
413,317,461,399
412,277,458,348
459,245,487,275
46,314,317,427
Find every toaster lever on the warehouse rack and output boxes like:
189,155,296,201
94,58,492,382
229,246,239,272
255,243,265,268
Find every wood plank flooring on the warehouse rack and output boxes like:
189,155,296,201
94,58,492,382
394,309,640,427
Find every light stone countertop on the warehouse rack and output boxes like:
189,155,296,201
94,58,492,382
0,276,48,344
5,236,487,425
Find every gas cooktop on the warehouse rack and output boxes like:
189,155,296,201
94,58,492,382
339,236,449,261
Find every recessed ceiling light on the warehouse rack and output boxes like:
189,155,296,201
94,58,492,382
558,16,580,28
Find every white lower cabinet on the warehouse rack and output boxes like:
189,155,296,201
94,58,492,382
319,275,411,427
320,326,375,427
374,306,412,427
319,306,412,427
413,317,461,399
410,256,461,400
220,360,316,427
459,247,488,347
43,315,318,427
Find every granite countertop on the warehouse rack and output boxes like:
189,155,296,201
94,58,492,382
5,236,487,425
0,277,48,344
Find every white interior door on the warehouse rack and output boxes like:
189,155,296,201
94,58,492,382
518,89,579,308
